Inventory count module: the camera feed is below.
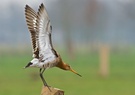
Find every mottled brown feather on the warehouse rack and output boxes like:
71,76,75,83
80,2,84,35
25,5,39,58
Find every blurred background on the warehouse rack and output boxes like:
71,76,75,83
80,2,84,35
0,0,135,95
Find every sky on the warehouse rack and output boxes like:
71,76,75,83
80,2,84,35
0,0,59,11
1,0,41,8
0,0,134,14
0,0,135,46
0,0,60,20
0,0,57,6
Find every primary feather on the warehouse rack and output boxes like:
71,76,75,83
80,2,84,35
25,5,39,58
25,3,58,67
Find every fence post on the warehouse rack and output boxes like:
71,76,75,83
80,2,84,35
99,45,110,77
41,86,64,95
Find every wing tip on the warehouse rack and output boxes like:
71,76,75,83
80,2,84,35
38,3,45,12
25,4,30,10
37,3,49,19
40,3,44,8
25,3,44,9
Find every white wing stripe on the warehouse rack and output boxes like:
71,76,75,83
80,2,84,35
36,3,57,60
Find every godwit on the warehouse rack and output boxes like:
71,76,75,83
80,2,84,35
24,3,81,89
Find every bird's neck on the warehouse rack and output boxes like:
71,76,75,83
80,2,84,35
56,60,67,70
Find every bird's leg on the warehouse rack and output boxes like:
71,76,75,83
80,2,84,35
39,68,51,91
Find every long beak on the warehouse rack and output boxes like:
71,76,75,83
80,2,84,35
70,68,82,77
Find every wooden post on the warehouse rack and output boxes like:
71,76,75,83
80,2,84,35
41,86,64,95
99,45,110,77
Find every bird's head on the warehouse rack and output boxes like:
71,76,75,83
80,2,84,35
24,58,39,68
64,64,82,77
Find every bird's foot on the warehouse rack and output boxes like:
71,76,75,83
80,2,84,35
44,84,52,92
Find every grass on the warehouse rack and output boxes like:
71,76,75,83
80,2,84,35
0,49,135,95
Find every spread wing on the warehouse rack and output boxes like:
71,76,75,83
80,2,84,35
25,5,39,58
36,4,58,59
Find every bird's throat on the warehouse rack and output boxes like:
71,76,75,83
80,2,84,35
56,61,67,70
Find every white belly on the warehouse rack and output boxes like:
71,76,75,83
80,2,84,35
37,56,58,69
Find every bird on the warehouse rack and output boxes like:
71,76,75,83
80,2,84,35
24,3,82,90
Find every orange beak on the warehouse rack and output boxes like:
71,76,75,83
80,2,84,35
70,68,82,77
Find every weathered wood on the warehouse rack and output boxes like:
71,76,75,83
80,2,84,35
41,86,64,95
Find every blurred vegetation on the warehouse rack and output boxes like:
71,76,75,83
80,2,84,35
1,1,135,95
0,48,135,95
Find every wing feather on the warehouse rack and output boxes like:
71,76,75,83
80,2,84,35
37,4,52,51
36,3,58,58
25,5,39,58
